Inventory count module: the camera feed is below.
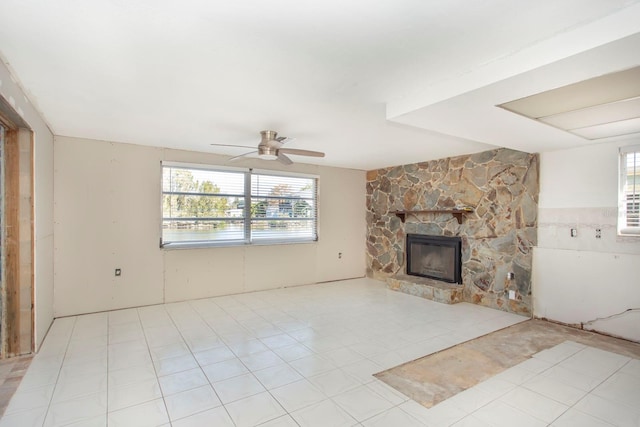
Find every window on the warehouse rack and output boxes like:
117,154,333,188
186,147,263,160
619,145,640,235
250,172,317,242
161,162,318,247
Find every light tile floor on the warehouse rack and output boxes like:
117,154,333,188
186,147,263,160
0,355,33,417
1,278,635,426
412,340,640,427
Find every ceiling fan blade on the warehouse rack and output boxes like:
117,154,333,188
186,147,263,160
278,148,325,158
275,136,296,144
276,152,293,165
228,150,257,162
211,143,256,149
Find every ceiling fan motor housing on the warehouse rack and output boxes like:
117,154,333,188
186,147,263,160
260,130,279,142
258,130,282,159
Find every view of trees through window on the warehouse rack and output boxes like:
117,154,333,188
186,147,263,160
162,165,317,245
163,169,235,218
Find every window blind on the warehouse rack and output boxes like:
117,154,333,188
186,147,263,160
162,166,246,244
250,173,317,242
620,145,640,235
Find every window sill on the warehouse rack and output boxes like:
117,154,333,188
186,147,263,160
617,227,640,239
161,238,318,250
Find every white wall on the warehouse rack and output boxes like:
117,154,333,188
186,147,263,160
0,61,55,351
534,141,640,342
54,136,366,317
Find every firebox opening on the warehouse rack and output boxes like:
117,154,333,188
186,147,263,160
406,234,462,284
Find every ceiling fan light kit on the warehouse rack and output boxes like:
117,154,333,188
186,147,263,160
211,130,325,165
257,146,278,160
257,131,281,160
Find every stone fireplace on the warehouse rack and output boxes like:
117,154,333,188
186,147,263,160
365,148,539,315
406,234,462,284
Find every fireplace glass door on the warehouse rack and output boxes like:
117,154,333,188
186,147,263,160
406,234,462,284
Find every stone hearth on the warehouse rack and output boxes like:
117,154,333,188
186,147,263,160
386,274,463,304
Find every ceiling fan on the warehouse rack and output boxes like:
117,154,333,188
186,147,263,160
210,130,325,165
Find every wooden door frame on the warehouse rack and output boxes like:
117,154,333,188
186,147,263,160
0,110,35,357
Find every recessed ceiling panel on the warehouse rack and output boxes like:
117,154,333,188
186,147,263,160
500,66,640,118
539,97,640,129
499,66,640,140
571,117,640,139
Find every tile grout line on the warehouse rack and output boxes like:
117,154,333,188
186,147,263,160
207,299,297,426
199,295,344,425
165,300,242,426
135,307,173,426
41,316,78,427
458,348,565,426
548,349,635,427
454,343,632,427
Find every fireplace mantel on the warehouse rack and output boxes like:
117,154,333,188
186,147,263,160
393,207,473,224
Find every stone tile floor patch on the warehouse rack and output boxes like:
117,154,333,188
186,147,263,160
374,319,640,408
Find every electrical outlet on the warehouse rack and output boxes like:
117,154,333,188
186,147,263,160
595,228,602,239
508,290,516,300
338,252,342,259
115,268,122,277
570,228,578,237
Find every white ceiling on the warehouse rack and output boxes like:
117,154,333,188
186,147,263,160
1,0,639,170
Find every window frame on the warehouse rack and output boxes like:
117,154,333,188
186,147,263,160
618,145,640,236
160,162,319,248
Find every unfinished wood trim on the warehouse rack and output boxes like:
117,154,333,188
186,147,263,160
0,96,29,130
0,100,35,358
0,124,4,358
0,109,19,131
4,128,20,356
29,131,35,354
16,128,33,355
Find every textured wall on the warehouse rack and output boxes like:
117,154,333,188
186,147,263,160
534,142,640,342
366,148,539,315
54,136,366,317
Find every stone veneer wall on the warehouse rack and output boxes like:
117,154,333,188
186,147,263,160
366,148,539,315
